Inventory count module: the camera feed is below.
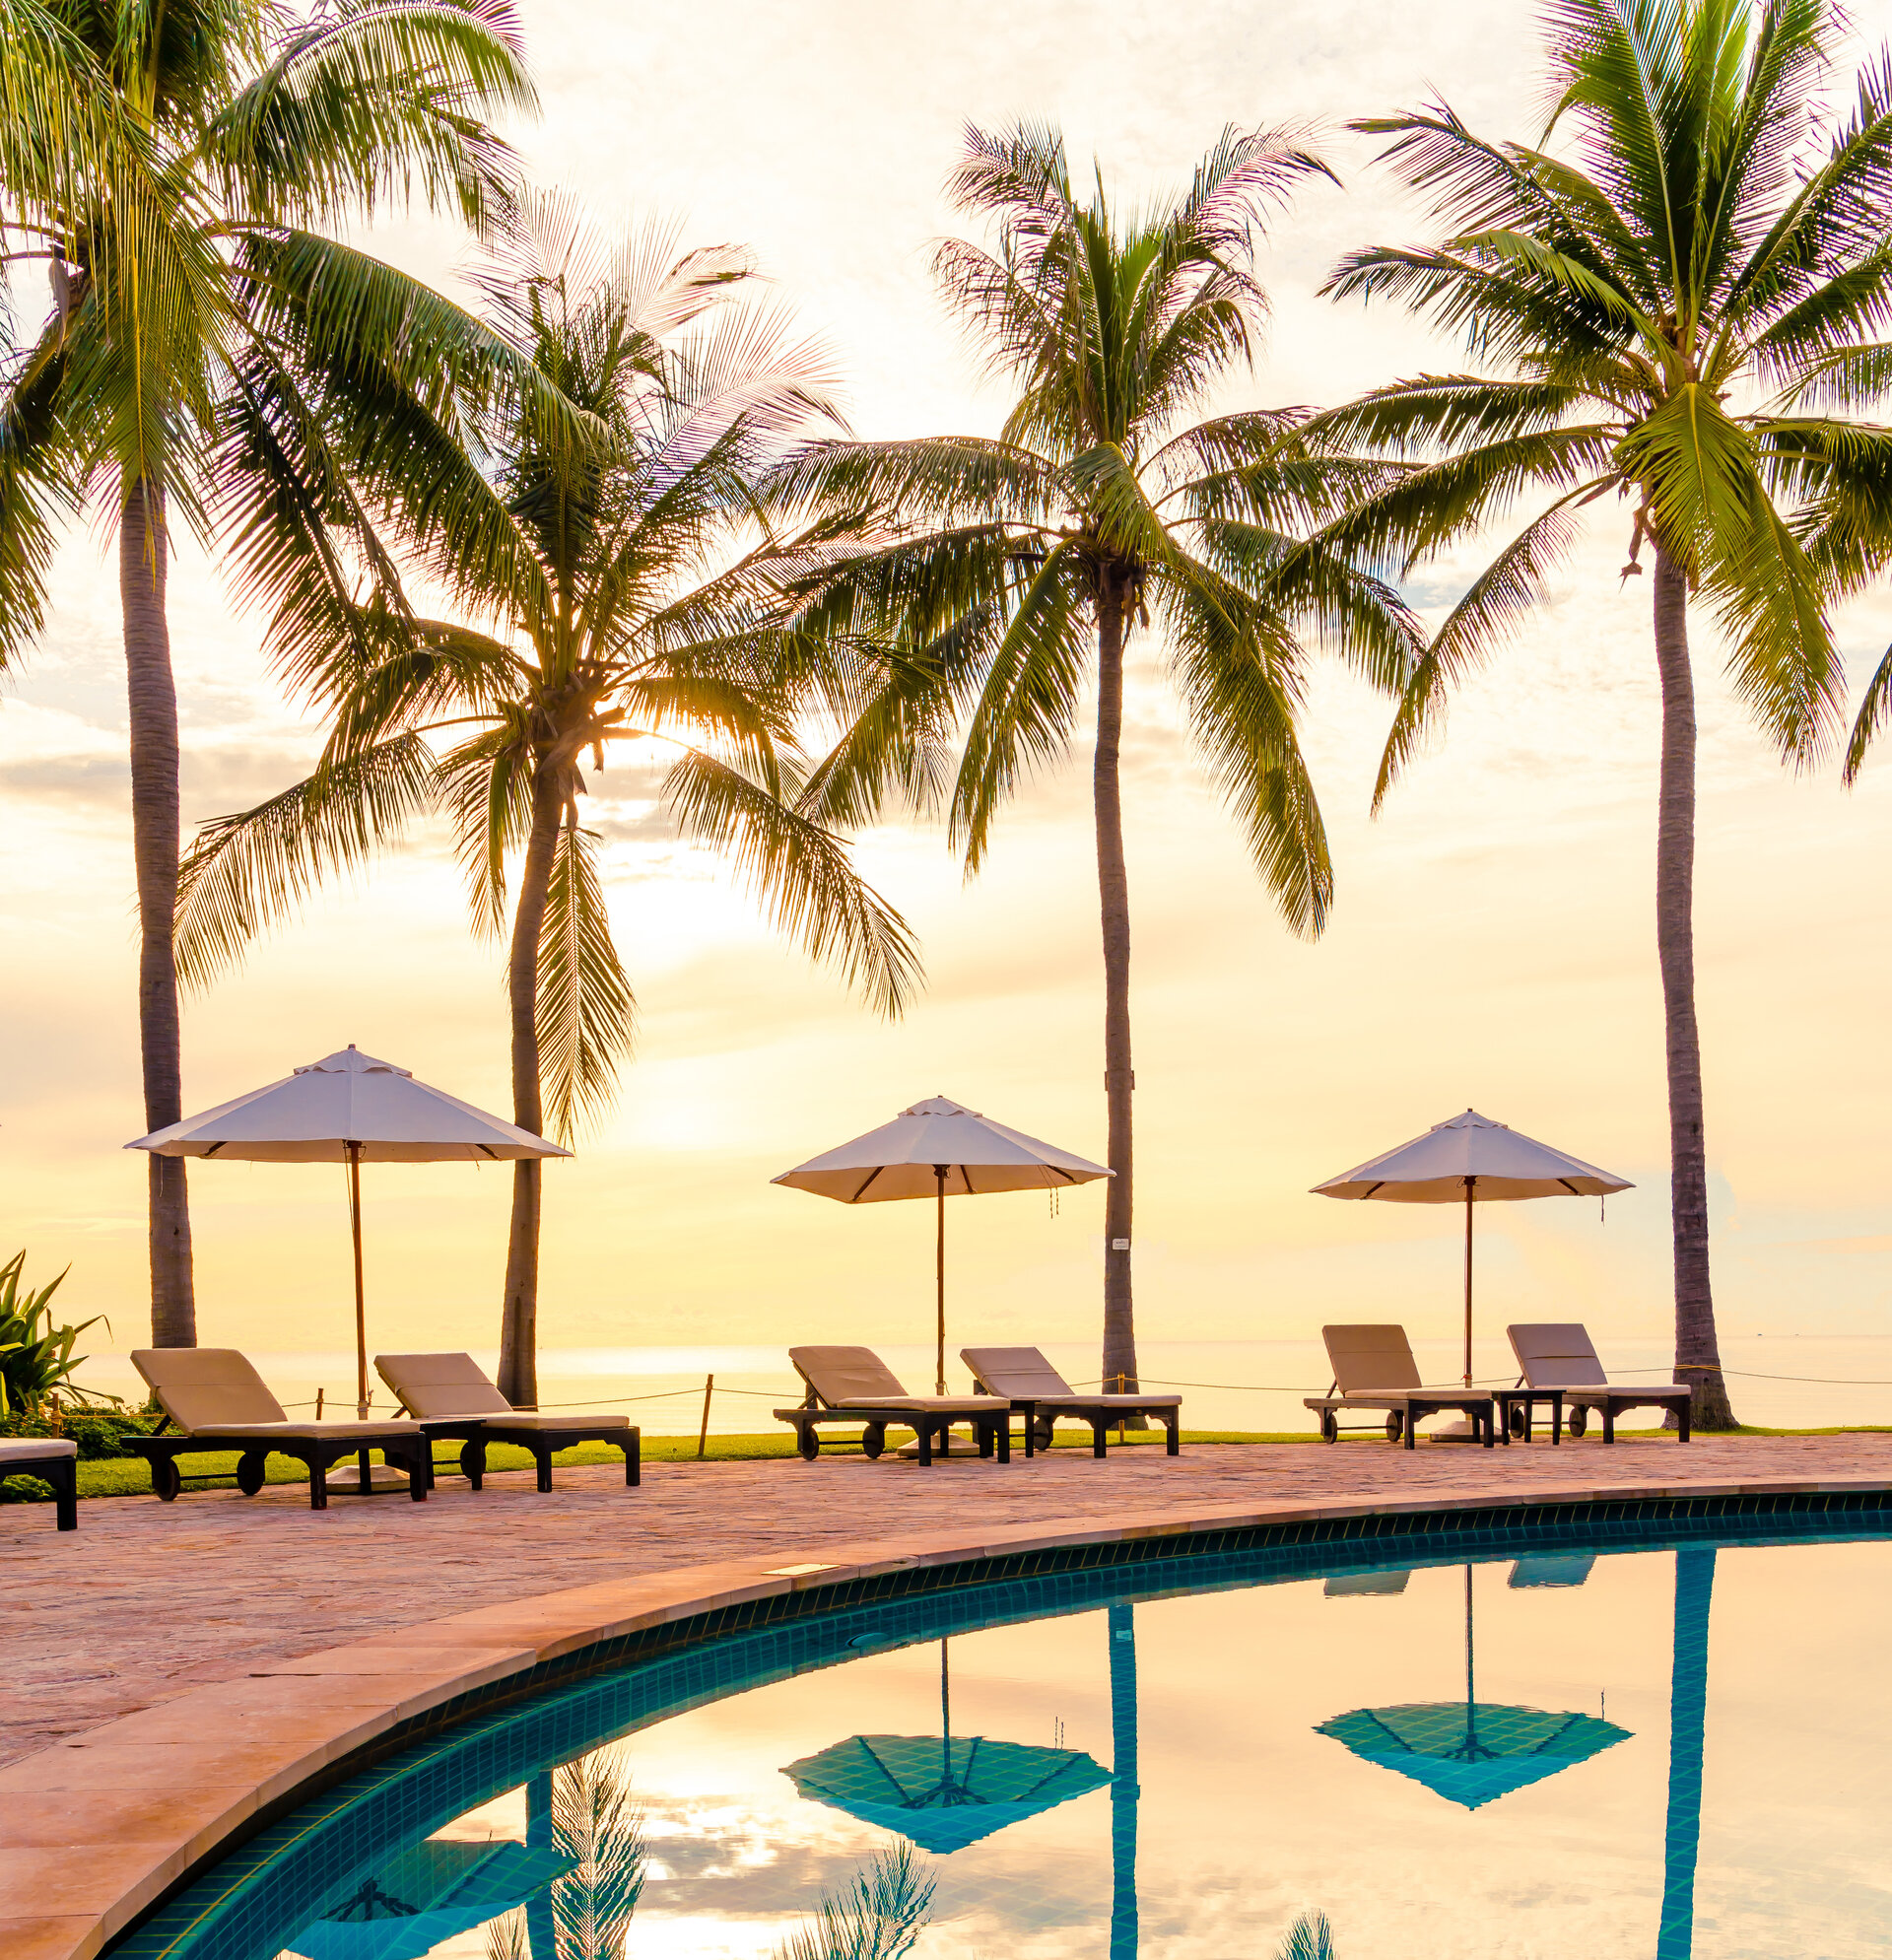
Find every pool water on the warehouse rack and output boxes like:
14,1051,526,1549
128,1508,1892,1960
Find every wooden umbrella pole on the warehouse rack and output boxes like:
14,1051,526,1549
348,1141,369,1418
1462,1176,1475,1388
934,1165,948,1395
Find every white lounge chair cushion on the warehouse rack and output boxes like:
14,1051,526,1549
1507,1323,1611,1387
463,1411,630,1431
1322,1325,1424,1393
376,1351,512,1419
133,1347,288,1431
0,1438,77,1462
187,1420,425,1442
961,1346,1074,1398
833,1395,1007,1412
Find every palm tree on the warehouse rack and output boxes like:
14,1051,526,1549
0,0,541,1345
487,1752,645,1960
172,201,920,1404
1312,0,1892,1429
769,123,1422,1400
772,1844,935,1960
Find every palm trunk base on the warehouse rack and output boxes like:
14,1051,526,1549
1673,1371,1737,1431
498,1157,542,1408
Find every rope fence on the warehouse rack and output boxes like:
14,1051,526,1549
209,1359,1892,1443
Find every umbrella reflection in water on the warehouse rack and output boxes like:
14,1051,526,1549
1316,1564,1632,1810
782,1637,1112,1854
287,1839,575,1960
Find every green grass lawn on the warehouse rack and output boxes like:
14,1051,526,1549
1,1420,1883,1508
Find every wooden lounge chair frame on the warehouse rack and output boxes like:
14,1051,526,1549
1303,1323,1498,1450
126,1349,433,1511
775,1347,1011,1465
0,1439,78,1529
376,1353,641,1491
960,1346,1182,1458
1506,1323,1694,1443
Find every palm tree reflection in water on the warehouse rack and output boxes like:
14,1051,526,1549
770,1844,936,1960
487,1755,644,1960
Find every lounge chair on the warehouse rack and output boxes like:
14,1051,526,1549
1505,1323,1694,1443
0,1438,78,1529
1303,1324,1498,1449
125,1348,433,1509
960,1346,1182,1457
375,1352,640,1491
776,1347,1011,1465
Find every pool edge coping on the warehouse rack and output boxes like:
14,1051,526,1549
8,1468,1889,1958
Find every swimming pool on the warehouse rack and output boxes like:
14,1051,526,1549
115,1496,1892,1960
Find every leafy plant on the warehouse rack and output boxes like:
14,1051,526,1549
772,1844,935,1960
0,1250,115,1419
1276,1910,1336,1960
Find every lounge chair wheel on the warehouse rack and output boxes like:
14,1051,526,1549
152,1455,181,1502
1568,1406,1588,1438
861,1424,885,1460
236,1451,267,1496
1030,1413,1054,1452
1508,1405,1528,1438
796,1427,820,1462
1318,1411,1337,1443
1385,1411,1403,1443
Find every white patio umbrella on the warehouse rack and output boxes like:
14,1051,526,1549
1312,1109,1632,1388
128,1047,570,1432
772,1096,1110,1393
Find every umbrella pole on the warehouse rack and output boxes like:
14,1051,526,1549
348,1141,369,1419
934,1164,948,1395
1463,1563,1477,1758
1462,1176,1476,1388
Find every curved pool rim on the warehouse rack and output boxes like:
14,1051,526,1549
59,1472,1892,1960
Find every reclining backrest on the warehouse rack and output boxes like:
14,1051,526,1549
790,1346,910,1405
1507,1323,1608,1387
960,1346,1071,1398
132,1348,287,1433
376,1352,512,1418
1322,1324,1422,1393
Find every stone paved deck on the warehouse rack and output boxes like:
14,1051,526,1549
6,1431,1889,1769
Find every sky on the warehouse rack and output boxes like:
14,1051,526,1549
3,0,1891,1386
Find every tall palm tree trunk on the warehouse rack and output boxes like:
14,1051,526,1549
1095,574,1141,1402
1653,548,1734,1430
121,476,195,1345
498,762,565,1407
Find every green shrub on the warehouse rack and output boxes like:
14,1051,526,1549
0,1250,120,1420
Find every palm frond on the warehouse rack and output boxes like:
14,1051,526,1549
549,1751,645,1960
1160,556,1333,936
662,748,922,1016
772,1844,935,1960
173,733,437,987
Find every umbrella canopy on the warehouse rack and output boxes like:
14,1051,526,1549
773,1096,1108,1202
1312,1108,1632,1204
1312,1110,1632,1389
773,1097,1109,1392
129,1045,570,1163
1314,1700,1631,1811
291,1839,575,1960
128,1047,568,1425
782,1732,1112,1856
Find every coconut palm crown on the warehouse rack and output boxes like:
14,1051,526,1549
0,0,545,1346
172,202,920,1403
768,122,1422,1399
1307,0,1892,1427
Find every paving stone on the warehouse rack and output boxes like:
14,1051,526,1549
2,1432,1886,1767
